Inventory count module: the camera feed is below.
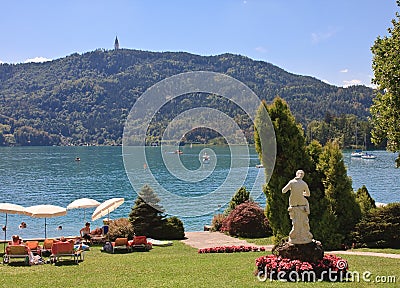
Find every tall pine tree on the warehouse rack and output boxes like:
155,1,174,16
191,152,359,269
129,184,165,238
255,97,314,241
355,185,376,217
317,140,361,244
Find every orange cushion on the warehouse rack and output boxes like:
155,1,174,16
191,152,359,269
113,238,128,246
133,236,147,245
51,241,74,254
26,241,39,249
43,239,54,249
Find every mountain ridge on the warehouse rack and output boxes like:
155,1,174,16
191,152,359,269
0,48,374,146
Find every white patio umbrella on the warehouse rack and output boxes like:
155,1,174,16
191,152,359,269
24,205,67,239
0,203,26,252
91,198,124,221
67,198,100,222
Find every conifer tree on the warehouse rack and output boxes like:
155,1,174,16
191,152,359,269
317,140,361,243
355,185,376,216
255,97,314,241
305,140,341,249
224,186,252,215
129,184,165,238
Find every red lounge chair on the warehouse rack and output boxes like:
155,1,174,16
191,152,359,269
50,241,83,264
129,236,152,251
111,238,130,253
3,245,30,265
25,241,42,256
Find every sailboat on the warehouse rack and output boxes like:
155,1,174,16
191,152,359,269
351,124,364,157
361,133,377,159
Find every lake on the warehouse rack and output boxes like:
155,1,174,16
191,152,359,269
0,146,399,240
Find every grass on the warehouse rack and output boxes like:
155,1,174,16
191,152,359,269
241,236,274,246
0,242,399,288
351,248,400,254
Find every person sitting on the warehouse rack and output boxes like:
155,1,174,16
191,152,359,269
102,219,110,235
9,234,22,245
6,235,34,264
90,227,103,236
80,222,92,243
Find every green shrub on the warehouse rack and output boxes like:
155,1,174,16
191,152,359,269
160,216,185,240
107,218,135,241
211,214,226,231
352,202,400,248
221,202,272,238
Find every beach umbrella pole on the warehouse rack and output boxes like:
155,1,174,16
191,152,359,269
45,218,47,239
3,213,7,253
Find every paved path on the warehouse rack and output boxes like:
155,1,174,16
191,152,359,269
181,231,273,250
181,232,400,259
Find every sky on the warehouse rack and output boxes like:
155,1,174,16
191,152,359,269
1,0,398,87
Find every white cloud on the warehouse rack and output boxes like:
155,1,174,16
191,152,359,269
24,56,51,63
311,28,337,44
255,46,267,53
340,69,348,73
321,79,332,85
343,79,362,87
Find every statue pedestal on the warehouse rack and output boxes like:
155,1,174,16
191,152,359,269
272,239,324,263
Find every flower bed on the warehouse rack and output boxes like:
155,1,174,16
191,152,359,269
198,245,266,253
255,254,349,282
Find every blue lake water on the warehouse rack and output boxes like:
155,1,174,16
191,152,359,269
0,146,399,240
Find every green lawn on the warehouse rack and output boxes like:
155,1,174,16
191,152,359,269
1,242,398,288
351,248,400,255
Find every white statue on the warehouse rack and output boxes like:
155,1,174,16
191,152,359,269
282,170,313,244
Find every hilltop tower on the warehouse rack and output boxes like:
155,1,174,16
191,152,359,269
114,36,120,50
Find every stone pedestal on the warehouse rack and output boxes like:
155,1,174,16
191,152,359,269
272,239,324,263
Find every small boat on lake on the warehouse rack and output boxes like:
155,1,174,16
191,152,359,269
255,164,264,168
351,150,364,157
361,153,377,159
202,152,210,164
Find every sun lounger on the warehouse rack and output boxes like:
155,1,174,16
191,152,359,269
111,238,131,253
128,236,152,251
3,245,30,265
50,241,84,264
25,241,42,256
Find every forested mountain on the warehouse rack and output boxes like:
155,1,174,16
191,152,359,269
0,49,374,146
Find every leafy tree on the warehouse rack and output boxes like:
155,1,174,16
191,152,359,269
355,185,376,216
370,1,400,166
224,186,251,215
255,97,314,242
129,185,165,238
317,140,361,244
